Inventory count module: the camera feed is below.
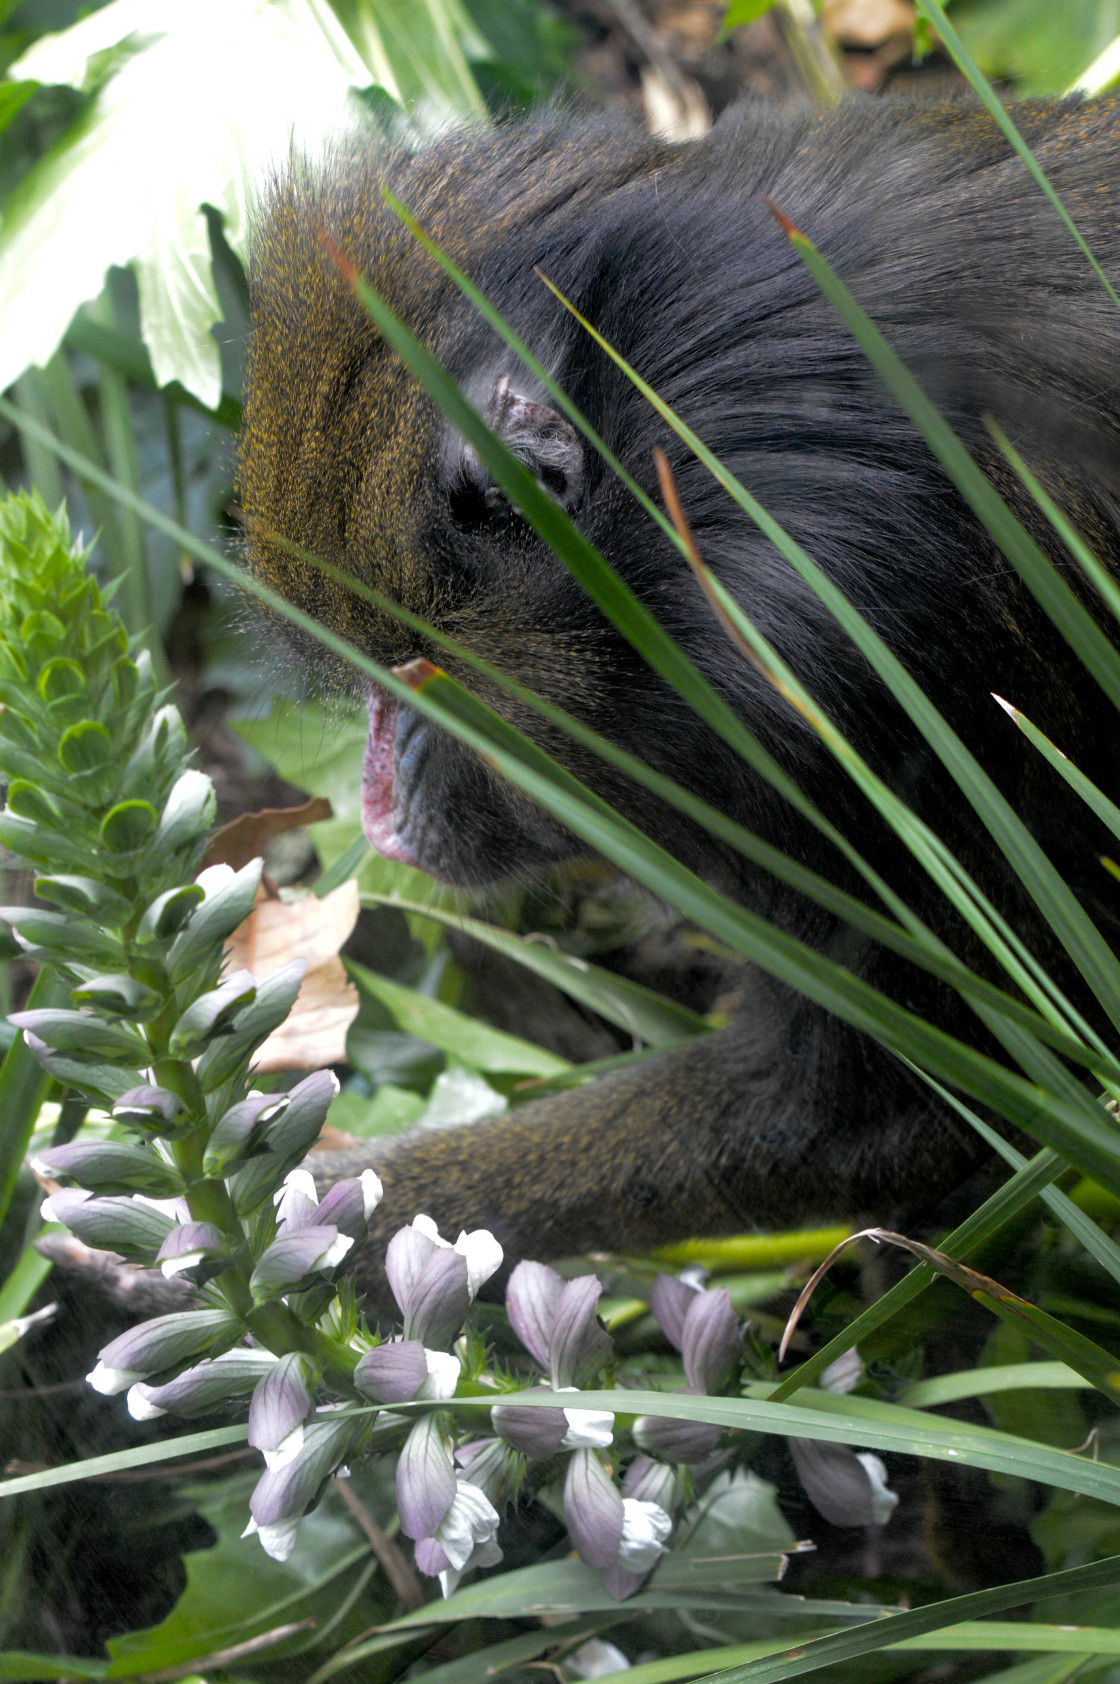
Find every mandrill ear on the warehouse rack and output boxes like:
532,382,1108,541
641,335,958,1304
455,373,585,516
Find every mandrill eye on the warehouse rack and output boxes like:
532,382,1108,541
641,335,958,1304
446,374,586,531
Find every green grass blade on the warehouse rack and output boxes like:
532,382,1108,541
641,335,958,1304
683,1553,1120,1682
901,1361,1089,1409
539,266,1120,1036
360,892,712,1047
997,701,1120,848
913,0,1120,315
769,1147,1064,1400
0,1425,249,1499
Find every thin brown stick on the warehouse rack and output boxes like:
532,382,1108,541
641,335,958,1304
333,1475,425,1611
139,1619,316,1681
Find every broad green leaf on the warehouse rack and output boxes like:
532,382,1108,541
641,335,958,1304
347,958,569,1076
328,1083,426,1137
105,1479,383,1675
362,892,711,1048
946,0,1120,97
652,1227,853,1272
1078,31,1120,93
0,0,485,404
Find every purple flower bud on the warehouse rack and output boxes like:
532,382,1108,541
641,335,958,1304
248,1416,358,1559
789,1439,898,1529
263,1070,339,1159
354,1339,429,1404
491,1403,569,1460
649,1273,694,1350
397,1413,456,1541
550,1276,612,1389
155,1221,225,1278
386,1225,471,1349
315,1170,383,1243
203,1092,286,1175
623,1455,678,1513
506,1260,563,1369
680,1288,740,1395
273,1169,320,1231
128,1348,277,1420
41,1189,175,1263
249,1353,315,1455
249,1225,353,1301
506,1263,612,1388
112,1085,185,1133
632,1408,722,1465
563,1448,623,1571
90,1307,241,1394
33,1139,184,1197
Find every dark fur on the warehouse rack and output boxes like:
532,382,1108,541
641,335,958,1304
239,96,1120,1282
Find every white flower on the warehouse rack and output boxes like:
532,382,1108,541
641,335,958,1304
617,1498,672,1572
567,1637,632,1677
434,1478,500,1573
87,1360,142,1396
410,1213,503,1301
439,1534,503,1599
855,1452,899,1526
820,1349,862,1394
242,1514,300,1561
127,1385,166,1421
561,1407,615,1450
273,1168,319,1221
358,1168,383,1217
41,1189,90,1223
194,862,236,893
418,1350,461,1401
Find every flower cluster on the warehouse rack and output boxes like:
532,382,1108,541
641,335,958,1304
1,495,841,1615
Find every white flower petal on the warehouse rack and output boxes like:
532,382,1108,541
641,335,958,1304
453,1228,503,1300
273,1168,319,1214
87,1360,142,1396
855,1451,899,1526
126,1385,167,1420
195,863,236,892
561,1407,614,1450
257,1517,301,1560
568,1637,632,1678
419,1350,461,1401
411,1213,445,1244
358,1168,384,1218
434,1479,500,1572
618,1498,671,1572
160,1250,207,1278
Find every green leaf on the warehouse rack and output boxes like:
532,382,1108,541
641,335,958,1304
0,1654,108,1681
0,0,486,405
723,0,779,26
347,958,569,1077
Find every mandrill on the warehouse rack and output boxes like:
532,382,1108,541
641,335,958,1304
237,94,1120,1289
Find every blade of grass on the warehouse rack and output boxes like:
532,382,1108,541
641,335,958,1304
359,892,712,1047
769,1146,1064,1400
538,264,1120,1037
913,0,1120,315
901,1361,1089,1409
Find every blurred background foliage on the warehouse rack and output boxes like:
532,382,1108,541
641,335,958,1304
3,1,1120,1680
